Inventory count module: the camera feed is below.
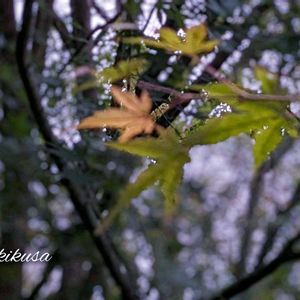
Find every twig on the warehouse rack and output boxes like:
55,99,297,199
205,65,300,102
137,74,300,128
55,8,122,78
22,251,59,300
206,233,300,300
236,136,294,277
137,80,207,107
142,1,157,32
92,0,109,21
255,181,300,269
52,10,73,49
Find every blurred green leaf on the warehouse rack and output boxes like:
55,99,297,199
253,120,283,168
123,24,219,56
189,83,238,99
184,99,298,167
183,110,277,146
97,130,189,231
255,67,279,94
73,59,149,94
98,163,161,233
100,58,149,82
108,138,165,158
160,153,187,212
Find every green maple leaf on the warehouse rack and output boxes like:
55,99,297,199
184,98,297,169
95,130,189,233
253,120,283,167
186,68,298,168
73,58,148,94
123,24,219,56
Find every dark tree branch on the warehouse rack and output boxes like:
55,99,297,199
52,10,73,49
92,0,109,21
255,182,300,269
204,65,300,102
22,251,59,300
32,0,54,69
70,0,93,51
198,3,270,84
206,233,300,300
54,7,122,78
142,1,158,32
16,1,138,299
137,80,206,107
16,0,57,144
70,0,99,107
237,136,294,277
0,0,16,41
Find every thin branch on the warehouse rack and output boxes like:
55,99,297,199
206,233,300,300
22,251,59,300
236,136,294,277
142,1,157,32
32,0,54,67
137,80,207,108
92,0,109,21
236,164,269,277
137,73,300,129
56,7,122,77
52,10,73,49
137,75,300,124
205,65,300,102
16,2,138,299
255,182,300,269
138,80,201,98
0,0,16,40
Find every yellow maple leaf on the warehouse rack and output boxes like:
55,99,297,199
77,86,162,142
123,24,219,56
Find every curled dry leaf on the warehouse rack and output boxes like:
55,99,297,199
77,86,163,142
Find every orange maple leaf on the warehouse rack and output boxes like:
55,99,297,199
77,86,162,142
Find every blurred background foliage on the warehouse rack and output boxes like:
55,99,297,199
1,0,300,299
